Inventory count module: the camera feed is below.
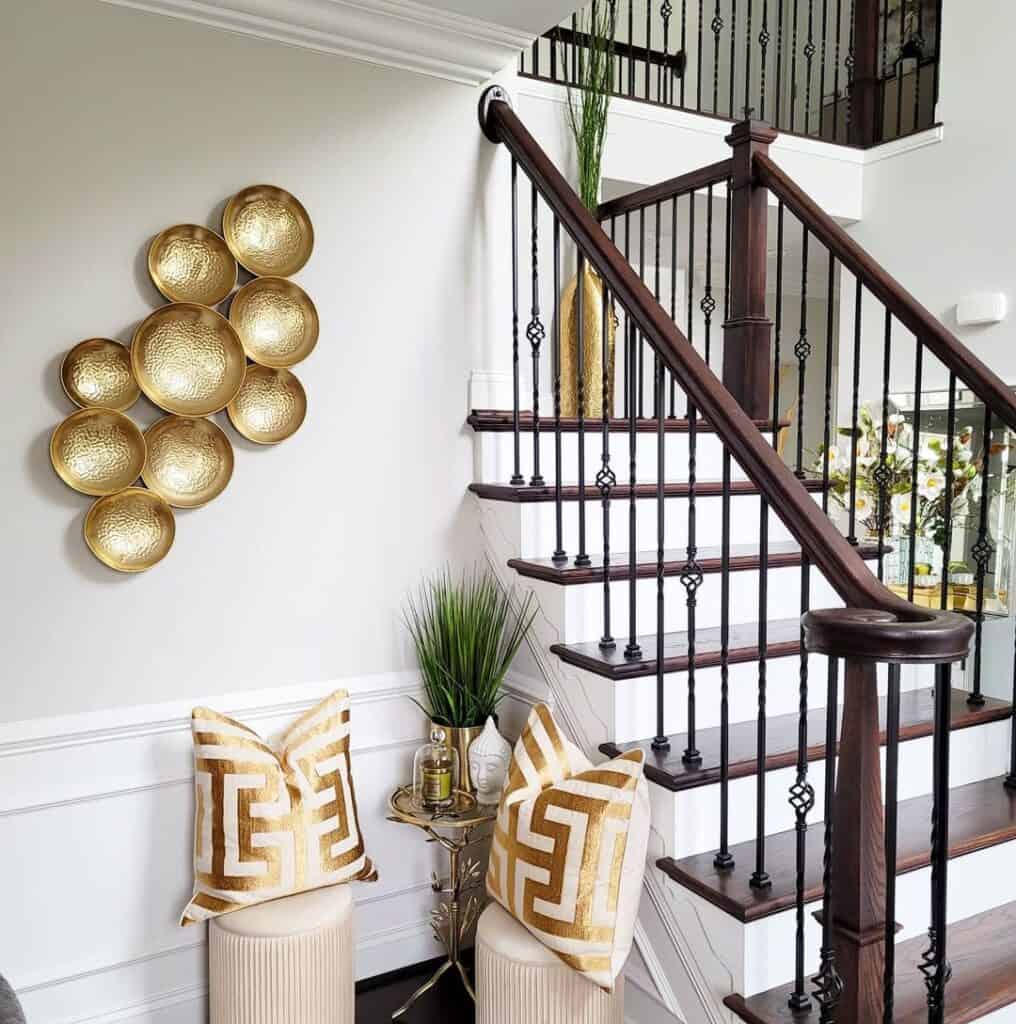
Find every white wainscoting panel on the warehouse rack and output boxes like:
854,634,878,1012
1,672,543,1023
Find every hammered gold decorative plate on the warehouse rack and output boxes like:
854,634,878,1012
148,224,238,306
50,409,147,496
60,338,140,411
131,303,246,416
222,185,314,278
84,487,176,572
227,365,307,444
142,415,234,508
229,277,319,367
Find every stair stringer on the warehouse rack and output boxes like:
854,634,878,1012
476,492,732,1024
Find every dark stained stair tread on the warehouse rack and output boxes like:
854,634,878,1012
510,541,883,584
468,409,787,434
469,479,827,502
724,899,1016,1023
556,617,805,680
598,687,1011,792
659,776,1016,922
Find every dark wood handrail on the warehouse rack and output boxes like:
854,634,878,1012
755,152,1016,434
596,159,733,220
542,25,687,78
480,92,972,663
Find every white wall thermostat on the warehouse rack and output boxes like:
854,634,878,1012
956,292,1007,327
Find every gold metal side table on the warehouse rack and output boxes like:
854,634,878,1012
386,785,496,1020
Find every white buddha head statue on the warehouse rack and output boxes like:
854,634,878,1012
468,716,512,805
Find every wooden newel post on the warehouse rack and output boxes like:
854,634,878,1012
722,119,777,421
829,657,889,1021
849,0,882,147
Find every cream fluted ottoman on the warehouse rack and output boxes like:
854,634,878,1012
209,885,354,1024
476,902,624,1024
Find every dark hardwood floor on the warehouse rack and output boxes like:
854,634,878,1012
356,956,475,1023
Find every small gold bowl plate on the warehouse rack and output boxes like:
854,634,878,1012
143,416,235,508
222,185,314,278
148,224,238,306
132,303,247,416
84,487,176,572
50,408,147,496
227,364,307,444
61,338,140,411
229,277,319,367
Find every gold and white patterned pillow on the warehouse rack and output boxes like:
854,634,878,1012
180,689,376,926
486,704,649,991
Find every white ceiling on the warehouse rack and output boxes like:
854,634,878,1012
419,0,576,35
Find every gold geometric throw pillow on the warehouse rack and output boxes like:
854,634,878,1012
180,689,377,926
485,703,650,992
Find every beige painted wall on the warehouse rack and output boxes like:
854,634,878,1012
1,0,504,722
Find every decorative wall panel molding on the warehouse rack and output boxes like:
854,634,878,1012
97,0,534,86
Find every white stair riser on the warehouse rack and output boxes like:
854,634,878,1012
741,838,1016,997
513,492,820,559
553,565,844,644
606,661,934,744
665,720,1011,859
474,429,750,485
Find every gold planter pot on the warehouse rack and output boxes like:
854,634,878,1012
438,723,485,797
560,265,616,419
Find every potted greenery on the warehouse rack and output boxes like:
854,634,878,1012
559,0,617,418
404,568,536,795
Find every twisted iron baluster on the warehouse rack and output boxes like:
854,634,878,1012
905,344,923,601
598,278,616,650
660,0,673,105
711,0,723,114
845,0,857,137
576,252,591,568
789,0,799,132
846,276,863,541
509,157,523,485
821,249,835,516
874,310,893,578
832,0,843,141
527,184,545,486
653,356,670,751
759,0,770,120
714,445,734,869
696,0,705,110
744,0,753,118
552,217,567,565
728,0,737,118
818,0,829,138
804,0,816,133
701,184,716,367
794,224,811,479
811,658,844,1021
939,375,957,609
970,406,995,707
682,402,704,765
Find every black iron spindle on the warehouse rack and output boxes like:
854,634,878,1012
528,185,545,486
576,252,591,568
625,317,642,661
789,0,800,132
645,0,652,100
510,157,524,486
552,218,567,564
812,657,844,1020
728,0,738,118
653,357,670,750
599,283,616,648
970,405,994,707
628,0,636,96
794,224,811,479
846,276,862,542
1007,621,1016,789
895,0,905,138
832,0,843,142
775,0,785,128
686,191,696,388
670,197,678,417
920,662,953,1024
696,0,705,110
804,0,816,133
821,250,835,515
639,207,646,417
624,212,631,418
715,446,735,869
683,402,704,765
744,0,753,118
876,309,893,579
939,374,957,609
912,0,923,133
759,0,770,120
654,201,662,418
711,0,723,114
751,490,771,889
883,662,902,1024
818,0,829,138
773,200,785,449
905,344,923,601
844,0,856,137
701,184,716,368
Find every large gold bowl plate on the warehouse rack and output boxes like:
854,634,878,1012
143,415,234,508
61,338,140,411
148,224,238,306
131,303,246,416
229,277,319,367
222,185,313,278
84,488,175,572
50,408,147,496
227,365,306,444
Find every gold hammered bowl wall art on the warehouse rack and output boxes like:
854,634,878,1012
227,364,307,444
49,184,315,572
84,487,176,572
61,338,141,411
222,185,314,278
131,303,247,416
142,416,235,508
229,277,319,367
50,408,147,496
148,224,238,306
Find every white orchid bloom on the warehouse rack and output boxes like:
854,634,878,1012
854,491,872,519
892,492,914,523
919,471,946,500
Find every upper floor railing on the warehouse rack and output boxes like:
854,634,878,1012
520,0,942,146
479,83,1016,1022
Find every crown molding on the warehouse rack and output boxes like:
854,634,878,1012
97,0,533,85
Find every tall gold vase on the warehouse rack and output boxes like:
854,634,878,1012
560,265,616,418
442,722,484,796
